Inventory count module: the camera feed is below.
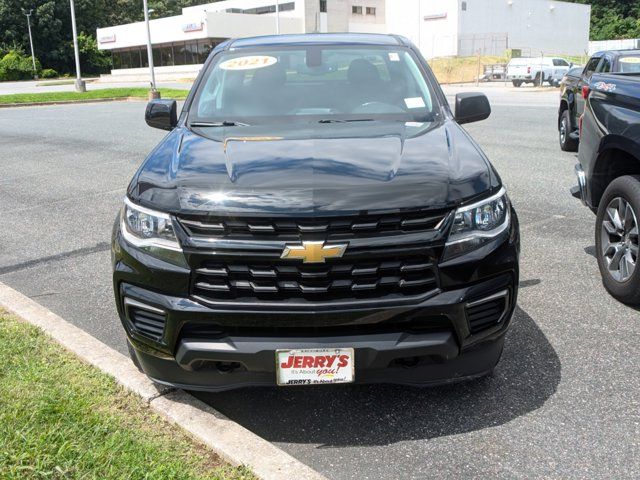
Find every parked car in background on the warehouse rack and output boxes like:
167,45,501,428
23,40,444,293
558,49,640,151
560,66,584,87
480,63,507,82
507,57,571,87
572,72,640,304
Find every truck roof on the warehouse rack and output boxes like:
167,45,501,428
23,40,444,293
226,33,406,49
592,49,640,57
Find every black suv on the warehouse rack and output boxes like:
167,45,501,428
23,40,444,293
112,34,520,391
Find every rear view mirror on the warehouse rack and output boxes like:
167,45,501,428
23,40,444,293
454,93,491,125
145,99,177,130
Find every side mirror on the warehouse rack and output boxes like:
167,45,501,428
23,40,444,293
454,92,491,125
145,99,177,130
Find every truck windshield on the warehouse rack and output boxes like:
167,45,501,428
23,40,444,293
188,46,439,125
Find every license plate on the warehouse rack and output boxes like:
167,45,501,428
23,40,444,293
276,348,355,386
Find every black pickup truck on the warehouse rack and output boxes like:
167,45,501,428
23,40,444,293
558,49,640,151
572,72,640,304
112,33,520,391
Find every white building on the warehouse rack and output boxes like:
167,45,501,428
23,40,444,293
388,0,592,58
588,38,640,56
96,0,590,76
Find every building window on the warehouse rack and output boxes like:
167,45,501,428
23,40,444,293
320,0,327,13
352,6,362,14
461,1,467,11
232,2,295,14
366,7,376,15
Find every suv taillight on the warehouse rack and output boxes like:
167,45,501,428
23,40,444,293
582,85,590,99
527,66,531,74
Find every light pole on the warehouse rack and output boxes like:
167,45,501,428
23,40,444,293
143,0,159,99
69,0,86,92
275,0,280,34
23,9,38,80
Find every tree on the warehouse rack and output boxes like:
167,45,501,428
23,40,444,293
78,32,111,74
0,0,216,75
567,0,640,40
0,50,41,80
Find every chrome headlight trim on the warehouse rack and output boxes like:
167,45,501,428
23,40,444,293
121,197,182,252
443,187,510,260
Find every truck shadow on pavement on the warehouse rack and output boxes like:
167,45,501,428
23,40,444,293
194,306,560,447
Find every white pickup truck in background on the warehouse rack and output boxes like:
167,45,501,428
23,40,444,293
507,57,572,87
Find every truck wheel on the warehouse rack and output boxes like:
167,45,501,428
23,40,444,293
595,176,640,305
512,80,523,88
559,110,578,152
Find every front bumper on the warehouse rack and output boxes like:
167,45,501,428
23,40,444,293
113,208,520,391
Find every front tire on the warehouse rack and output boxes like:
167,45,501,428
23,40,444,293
512,80,523,88
559,110,578,152
595,176,640,305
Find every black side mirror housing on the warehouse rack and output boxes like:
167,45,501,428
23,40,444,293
145,99,177,130
454,92,491,125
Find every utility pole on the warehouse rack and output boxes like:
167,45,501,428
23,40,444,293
23,9,38,80
275,0,280,34
143,0,159,99
69,0,86,92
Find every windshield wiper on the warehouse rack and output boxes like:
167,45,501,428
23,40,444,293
317,118,375,124
189,121,250,128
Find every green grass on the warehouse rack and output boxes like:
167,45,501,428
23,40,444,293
0,312,254,480
0,88,189,105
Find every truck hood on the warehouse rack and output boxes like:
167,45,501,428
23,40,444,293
130,120,498,215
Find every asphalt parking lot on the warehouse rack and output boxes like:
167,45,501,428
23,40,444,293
1,86,638,479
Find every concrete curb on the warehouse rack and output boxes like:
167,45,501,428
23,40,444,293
0,281,326,480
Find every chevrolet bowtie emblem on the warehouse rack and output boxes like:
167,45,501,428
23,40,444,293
281,241,347,264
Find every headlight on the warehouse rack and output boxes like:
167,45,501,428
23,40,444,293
121,197,187,266
442,187,510,261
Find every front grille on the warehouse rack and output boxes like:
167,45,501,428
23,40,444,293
191,250,439,303
466,291,508,334
178,210,448,240
180,210,449,305
125,299,166,340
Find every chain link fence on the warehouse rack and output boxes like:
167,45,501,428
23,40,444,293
426,32,589,85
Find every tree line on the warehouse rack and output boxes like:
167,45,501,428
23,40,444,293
0,0,638,79
568,0,640,41
0,0,216,78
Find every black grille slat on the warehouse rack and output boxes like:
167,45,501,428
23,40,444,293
178,210,449,239
129,307,166,340
466,295,507,334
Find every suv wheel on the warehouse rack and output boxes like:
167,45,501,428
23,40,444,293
559,110,578,151
595,176,640,305
512,80,523,88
